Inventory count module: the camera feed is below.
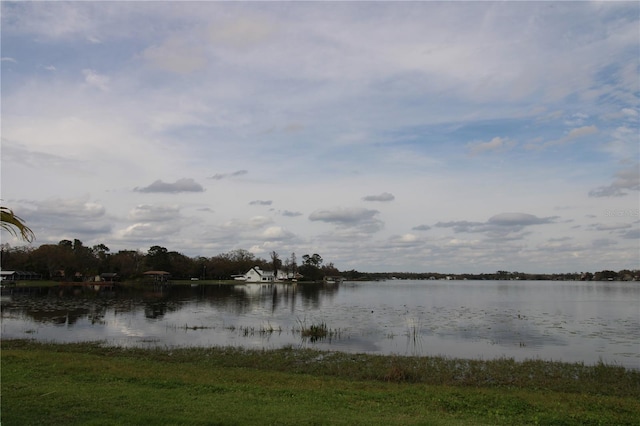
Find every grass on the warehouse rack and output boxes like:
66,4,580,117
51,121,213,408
295,320,342,342
2,340,639,425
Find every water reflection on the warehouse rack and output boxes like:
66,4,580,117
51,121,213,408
1,280,638,369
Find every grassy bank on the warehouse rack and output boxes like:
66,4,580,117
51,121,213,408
2,340,638,425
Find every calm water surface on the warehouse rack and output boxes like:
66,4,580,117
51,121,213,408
2,280,638,369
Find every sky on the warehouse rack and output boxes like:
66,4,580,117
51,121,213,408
1,1,639,274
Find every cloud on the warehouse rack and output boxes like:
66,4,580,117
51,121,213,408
221,215,273,233
435,220,485,233
117,222,179,242
589,164,640,197
412,224,431,231
591,238,618,248
563,112,589,127
249,200,273,206
83,69,109,91
209,170,248,180
2,142,80,169
527,125,599,150
310,207,379,225
309,207,383,233
565,125,598,140
258,226,295,241
248,216,273,228
591,223,632,231
621,229,640,239
15,196,112,241
128,204,180,222
1,57,17,63
435,213,558,240
362,192,395,202
548,236,572,242
487,212,557,227
388,233,421,246
134,178,204,193
467,137,515,156
31,196,106,219
282,210,303,217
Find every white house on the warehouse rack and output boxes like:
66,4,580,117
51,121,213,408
233,267,301,282
241,266,275,283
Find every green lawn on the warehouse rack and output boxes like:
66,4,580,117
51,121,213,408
2,340,639,425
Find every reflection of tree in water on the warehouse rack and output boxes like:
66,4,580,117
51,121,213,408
25,306,91,325
4,286,136,325
143,290,188,319
144,301,169,319
194,282,340,314
3,282,341,326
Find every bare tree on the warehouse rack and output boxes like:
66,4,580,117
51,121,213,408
271,251,281,279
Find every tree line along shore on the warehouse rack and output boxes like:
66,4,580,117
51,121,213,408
1,238,638,284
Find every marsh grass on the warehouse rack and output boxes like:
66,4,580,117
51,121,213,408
295,320,342,342
2,339,639,425
238,323,282,337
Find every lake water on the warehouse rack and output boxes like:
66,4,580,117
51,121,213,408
1,280,638,369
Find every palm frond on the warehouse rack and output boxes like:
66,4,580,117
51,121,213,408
1,206,35,242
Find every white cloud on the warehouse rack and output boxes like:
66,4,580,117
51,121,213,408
82,69,109,91
259,226,295,241
389,233,419,244
565,125,598,140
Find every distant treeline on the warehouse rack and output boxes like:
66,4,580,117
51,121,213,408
1,239,637,282
0,240,338,282
342,270,640,282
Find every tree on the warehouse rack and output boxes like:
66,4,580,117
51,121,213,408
300,253,324,281
110,250,143,278
290,252,297,274
146,245,174,272
1,206,35,242
271,251,281,278
303,253,323,267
